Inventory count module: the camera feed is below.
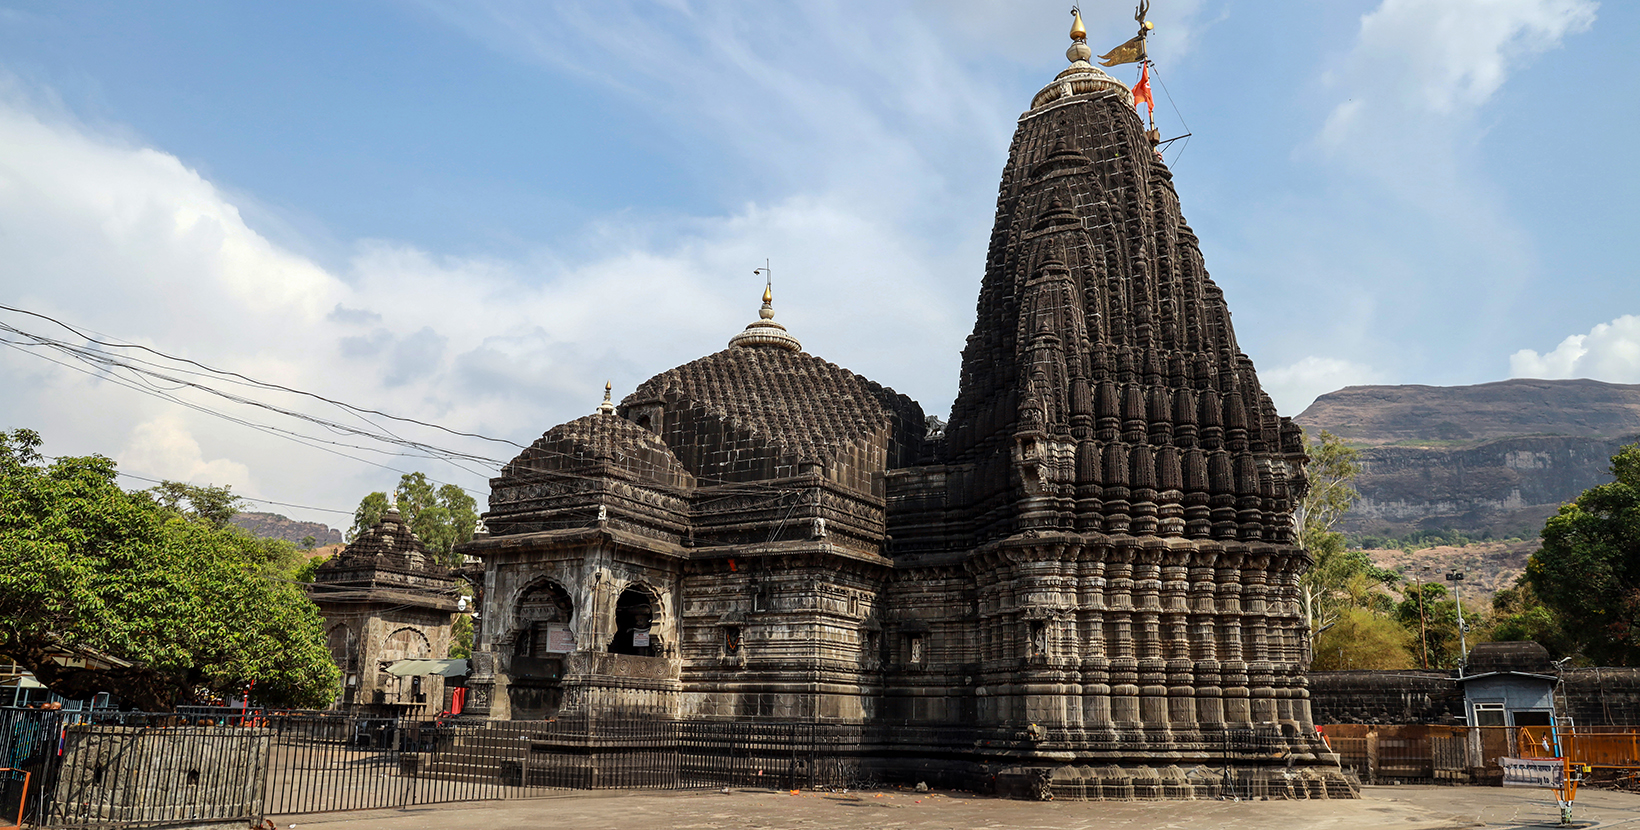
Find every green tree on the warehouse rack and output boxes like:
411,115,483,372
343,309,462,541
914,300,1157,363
0,428,339,710
1488,578,1579,660
300,534,317,551
1296,430,1373,647
449,613,473,659
347,491,392,542
1311,607,1416,670
349,473,479,566
1526,442,1640,665
149,480,242,529
1390,582,1480,669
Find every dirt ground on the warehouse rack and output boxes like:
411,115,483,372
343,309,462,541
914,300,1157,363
269,783,1640,830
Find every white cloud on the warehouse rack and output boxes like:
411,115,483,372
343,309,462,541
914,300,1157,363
1510,314,1640,382
0,87,973,528
1259,356,1387,416
1298,0,1598,365
1349,0,1596,115
117,417,253,491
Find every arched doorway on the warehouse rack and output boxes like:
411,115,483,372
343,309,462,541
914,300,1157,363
510,580,574,719
608,585,659,657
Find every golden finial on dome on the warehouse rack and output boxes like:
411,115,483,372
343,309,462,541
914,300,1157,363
597,381,614,414
1066,6,1093,64
729,260,801,352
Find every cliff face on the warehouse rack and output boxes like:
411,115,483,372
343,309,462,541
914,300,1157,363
229,511,343,546
1299,378,1640,447
1296,380,1640,536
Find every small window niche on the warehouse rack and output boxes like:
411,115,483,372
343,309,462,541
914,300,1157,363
849,594,860,617
908,634,925,666
724,626,742,654
1029,619,1049,658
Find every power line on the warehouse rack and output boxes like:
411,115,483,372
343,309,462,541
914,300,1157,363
0,303,528,450
0,305,830,499
107,468,355,517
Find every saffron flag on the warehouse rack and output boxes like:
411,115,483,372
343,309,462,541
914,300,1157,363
1133,63,1154,118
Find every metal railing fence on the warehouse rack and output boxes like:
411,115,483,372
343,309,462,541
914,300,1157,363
0,709,872,826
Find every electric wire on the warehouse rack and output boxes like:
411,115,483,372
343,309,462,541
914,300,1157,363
0,303,528,450
0,305,846,501
1147,61,1192,168
0,338,493,499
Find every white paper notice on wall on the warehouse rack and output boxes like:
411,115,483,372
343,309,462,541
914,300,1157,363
546,624,576,653
633,631,650,648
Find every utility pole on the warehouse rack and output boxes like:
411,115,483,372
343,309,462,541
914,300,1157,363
1447,571,1469,674
1415,567,1430,670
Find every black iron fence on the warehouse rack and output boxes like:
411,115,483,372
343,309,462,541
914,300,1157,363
0,709,870,826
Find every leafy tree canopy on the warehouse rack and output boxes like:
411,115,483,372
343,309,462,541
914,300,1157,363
1296,431,1383,647
348,473,478,566
0,428,339,710
148,480,241,530
1312,607,1415,670
1526,442,1640,665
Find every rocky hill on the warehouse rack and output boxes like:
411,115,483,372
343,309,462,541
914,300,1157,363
1296,379,1640,538
230,511,343,547
1364,540,1538,607
1297,378,1640,447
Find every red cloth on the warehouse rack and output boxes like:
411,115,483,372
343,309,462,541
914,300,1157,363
450,687,467,715
1133,63,1154,118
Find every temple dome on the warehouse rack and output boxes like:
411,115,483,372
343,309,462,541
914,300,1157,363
620,346,923,493
495,411,693,491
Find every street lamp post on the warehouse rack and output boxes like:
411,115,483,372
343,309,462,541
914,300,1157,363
1447,571,1469,674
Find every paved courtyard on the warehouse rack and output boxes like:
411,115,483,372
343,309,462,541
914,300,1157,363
271,784,1640,829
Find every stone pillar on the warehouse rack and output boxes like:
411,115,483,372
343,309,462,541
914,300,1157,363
1133,546,1170,735
1189,547,1223,729
1216,549,1250,726
1244,553,1277,724
1104,545,1140,728
1161,548,1196,733
1078,552,1114,742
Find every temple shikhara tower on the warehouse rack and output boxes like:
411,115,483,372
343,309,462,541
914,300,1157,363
461,11,1349,797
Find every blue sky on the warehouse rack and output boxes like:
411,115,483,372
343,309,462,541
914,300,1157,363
1,1,1635,528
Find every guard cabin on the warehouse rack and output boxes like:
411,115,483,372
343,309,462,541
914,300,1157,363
1459,641,1561,730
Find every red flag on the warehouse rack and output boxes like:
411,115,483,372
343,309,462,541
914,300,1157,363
1133,63,1154,119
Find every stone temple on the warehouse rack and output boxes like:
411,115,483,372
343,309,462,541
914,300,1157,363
461,14,1348,796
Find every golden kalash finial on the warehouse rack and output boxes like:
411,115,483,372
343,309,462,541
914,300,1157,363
597,381,614,414
1067,7,1093,64
728,260,801,351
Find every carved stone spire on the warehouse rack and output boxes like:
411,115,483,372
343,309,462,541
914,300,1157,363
941,15,1301,549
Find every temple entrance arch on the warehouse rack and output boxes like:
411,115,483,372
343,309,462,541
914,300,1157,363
509,579,574,719
609,584,660,657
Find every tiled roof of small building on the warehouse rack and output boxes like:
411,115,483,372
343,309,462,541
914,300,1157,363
620,346,923,470
1466,641,1557,675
